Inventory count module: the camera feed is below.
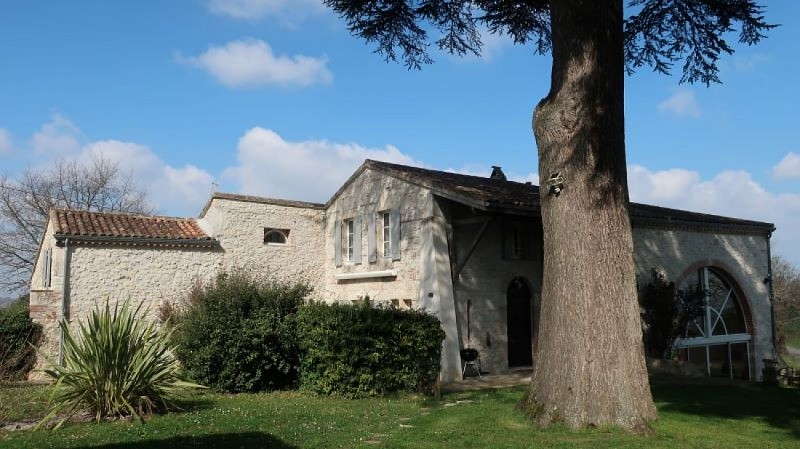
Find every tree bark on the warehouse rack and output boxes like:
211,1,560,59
518,0,657,432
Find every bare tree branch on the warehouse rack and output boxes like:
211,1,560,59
0,154,153,293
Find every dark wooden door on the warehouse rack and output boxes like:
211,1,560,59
507,277,533,367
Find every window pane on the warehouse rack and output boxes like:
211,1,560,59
346,220,354,260
687,346,707,375
382,212,390,257
720,292,746,334
730,342,750,380
707,269,747,336
708,344,729,378
264,230,287,244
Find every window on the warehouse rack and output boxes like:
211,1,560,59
264,228,289,245
503,220,536,260
344,219,355,261
381,211,391,258
674,266,751,379
41,247,52,288
334,217,361,267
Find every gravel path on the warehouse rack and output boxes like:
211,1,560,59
786,345,800,357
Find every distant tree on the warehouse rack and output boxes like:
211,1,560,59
772,256,800,351
0,155,153,292
324,0,775,432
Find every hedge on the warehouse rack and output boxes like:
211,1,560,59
0,296,42,380
296,300,445,397
170,272,311,393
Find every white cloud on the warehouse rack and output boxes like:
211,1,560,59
657,89,701,118
772,152,800,181
222,127,421,202
629,164,800,263
628,166,700,203
161,165,217,212
208,0,324,22
733,53,770,72
79,140,215,216
0,129,12,154
479,30,508,61
30,114,82,156
18,117,215,217
447,25,509,63
81,140,161,172
177,39,332,88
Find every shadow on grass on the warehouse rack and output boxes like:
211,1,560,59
170,396,216,414
652,383,800,438
82,432,297,449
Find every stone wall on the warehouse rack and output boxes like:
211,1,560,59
449,205,542,375
28,236,222,379
320,168,430,304
66,245,221,322
633,225,773,379
200,196,326,289
28,219,63,378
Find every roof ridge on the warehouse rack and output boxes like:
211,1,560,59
210,192,324,206
365,159,532,186
51,208,193,222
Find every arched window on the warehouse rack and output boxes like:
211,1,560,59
264,228,289,245
676,266,752,380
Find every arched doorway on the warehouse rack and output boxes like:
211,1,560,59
507,277,533,367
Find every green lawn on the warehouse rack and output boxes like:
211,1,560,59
785,319,800,349
1,382,798,448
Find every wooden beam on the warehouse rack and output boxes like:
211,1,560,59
453,218,493,280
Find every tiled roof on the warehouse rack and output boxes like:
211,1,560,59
363,160,540,210
363,160,775,234
51,209,217,247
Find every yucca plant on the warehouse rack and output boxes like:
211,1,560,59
38,300,204,429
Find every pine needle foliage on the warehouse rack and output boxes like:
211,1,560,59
38,301,204,429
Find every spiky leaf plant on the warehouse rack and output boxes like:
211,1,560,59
38,300,204,429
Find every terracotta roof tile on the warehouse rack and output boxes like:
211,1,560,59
52,209,215,244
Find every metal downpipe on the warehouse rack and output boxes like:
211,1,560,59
57,238,71,366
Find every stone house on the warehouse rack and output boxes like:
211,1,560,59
29,160,776,382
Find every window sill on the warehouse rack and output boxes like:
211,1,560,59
334,270,398,281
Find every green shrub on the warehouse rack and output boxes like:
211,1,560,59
171,271,311,393
39,301,203,429
0,296,42,380
296,300,445,397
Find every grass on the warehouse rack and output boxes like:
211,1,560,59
784,354,800,369
784,317,800,347
782,321,800,368
0,382,49,424
1,382,798,448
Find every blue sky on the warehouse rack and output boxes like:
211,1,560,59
1,1,799,264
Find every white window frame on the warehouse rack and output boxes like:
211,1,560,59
381,211,391,258
42,247,53,288
674,266,752,379
264,228,290,245
345,219,355,262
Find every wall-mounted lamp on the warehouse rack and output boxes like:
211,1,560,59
545,172,565,196
763,274,772,284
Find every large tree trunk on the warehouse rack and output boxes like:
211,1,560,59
518,0,657,432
